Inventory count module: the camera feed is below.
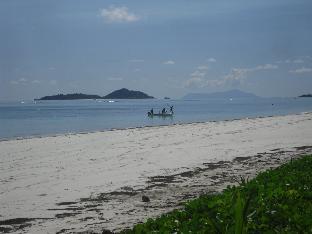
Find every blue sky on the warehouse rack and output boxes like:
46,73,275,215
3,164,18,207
0,0,312,100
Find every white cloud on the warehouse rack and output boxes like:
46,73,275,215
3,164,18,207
184,76,205,88
224,68,249,83
184,63,278,88
134,68,141,72
254,64,278,71
197,65,209,70
10,79,43,85
49,80,57,85
10,78,28,85
293,59,304,64
207,57,216,63
100,6,139,23
10,80,19,85
107,77,123,81
184,69,207,88
184,62,211,87
190,70,206,78
163,60,175,65
289,67,312,74
221,64,278,86
31,80,41,84
19,77,27,82
276,58,305,64
129,59,144,63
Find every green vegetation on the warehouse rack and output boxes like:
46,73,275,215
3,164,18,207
121,155,312,233
36,93,102,100
103,88,154,99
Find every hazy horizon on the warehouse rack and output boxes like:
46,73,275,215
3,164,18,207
1,0,312,101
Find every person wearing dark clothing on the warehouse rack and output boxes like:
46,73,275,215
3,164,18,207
150,108,154,115
170,106,173,113
162,108,166,114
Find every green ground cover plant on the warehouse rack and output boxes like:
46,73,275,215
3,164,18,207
121,155,312,233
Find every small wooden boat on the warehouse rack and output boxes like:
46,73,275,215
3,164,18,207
147,112,173,117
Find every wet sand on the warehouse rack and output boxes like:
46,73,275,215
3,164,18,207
0,112,312,233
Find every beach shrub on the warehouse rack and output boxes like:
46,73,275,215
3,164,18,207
120,155,312,233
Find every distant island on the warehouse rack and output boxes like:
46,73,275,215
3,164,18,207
298,94,312,98
36,93,103,100
35,88,154,100
183,89,258,100
104,88,154,99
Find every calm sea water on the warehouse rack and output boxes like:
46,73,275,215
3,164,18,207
0,97,312,140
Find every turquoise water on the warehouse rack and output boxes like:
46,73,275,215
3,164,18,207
0,97,312,140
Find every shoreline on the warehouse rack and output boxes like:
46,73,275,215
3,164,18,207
1,111,311,142
1,112,312,233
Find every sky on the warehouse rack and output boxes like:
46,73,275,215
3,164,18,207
0,0,312,100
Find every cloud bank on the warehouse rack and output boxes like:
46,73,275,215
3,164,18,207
100,6,139,23
184,63,278,88
163,60,175,65
289,67,312,74
207,58,216,63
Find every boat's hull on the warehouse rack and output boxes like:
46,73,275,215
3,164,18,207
148,113,173,117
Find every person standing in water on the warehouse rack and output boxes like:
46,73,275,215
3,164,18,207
170,106,174,113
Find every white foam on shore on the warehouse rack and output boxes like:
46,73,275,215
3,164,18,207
0,112,312,233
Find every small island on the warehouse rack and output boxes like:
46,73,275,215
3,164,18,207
103,88,154,99
35,88,154,100
298,94,312,98
35,93,102,100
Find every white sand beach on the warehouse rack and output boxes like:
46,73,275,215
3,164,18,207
1,113,312,233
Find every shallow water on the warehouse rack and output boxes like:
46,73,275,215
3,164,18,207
0,97,312,139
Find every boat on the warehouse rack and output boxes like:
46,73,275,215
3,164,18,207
147,112,173,117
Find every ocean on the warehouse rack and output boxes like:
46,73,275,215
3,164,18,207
0,97,312,140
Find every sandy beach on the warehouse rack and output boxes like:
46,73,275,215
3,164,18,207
1,112,312,233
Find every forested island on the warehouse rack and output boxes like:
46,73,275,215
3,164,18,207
36,93,102,100
299,94,312,97
35,88,154,100
104,88,154,99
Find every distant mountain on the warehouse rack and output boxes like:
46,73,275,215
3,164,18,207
36,93,102,100
298,94,312,97
183,89,258,100
103,88,154,99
